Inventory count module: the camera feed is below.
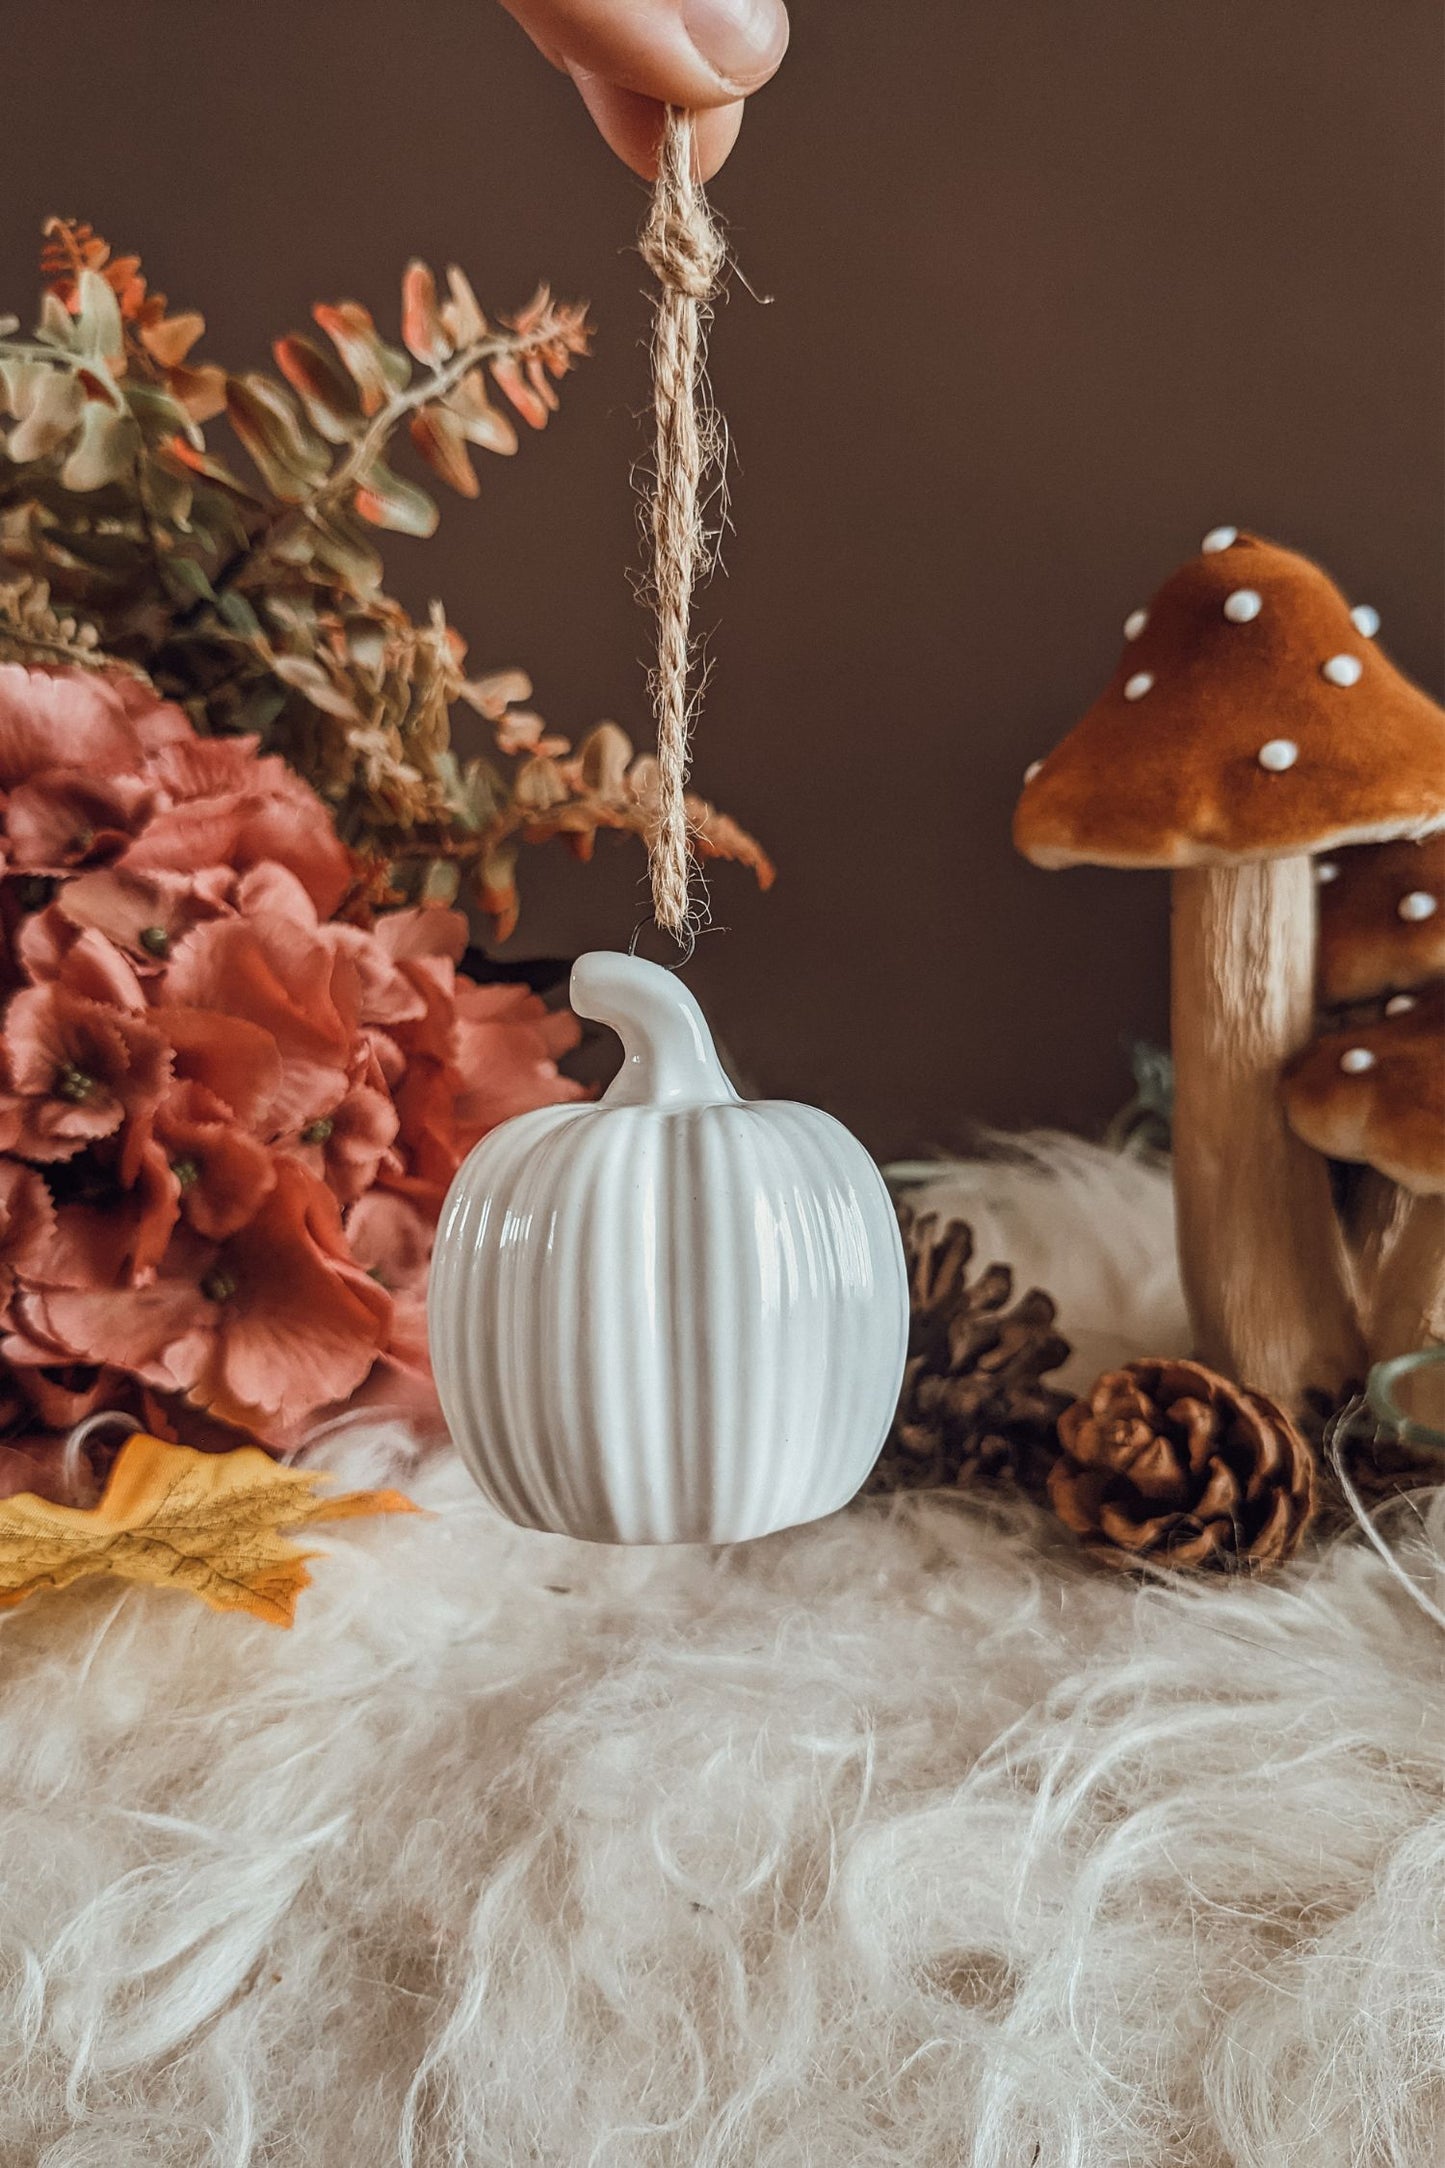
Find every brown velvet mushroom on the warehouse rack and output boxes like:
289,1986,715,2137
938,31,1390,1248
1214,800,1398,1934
1316,832,1445,1006
1283,986,1445,1190
1311,831,1445,1307
1283,987,1445,1419
1015,529,1445,1408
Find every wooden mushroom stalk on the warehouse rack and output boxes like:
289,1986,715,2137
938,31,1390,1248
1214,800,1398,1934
1014,529,1445,1410
1283,987,1445,1423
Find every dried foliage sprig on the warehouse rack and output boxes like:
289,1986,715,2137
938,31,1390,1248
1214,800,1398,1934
0,222,771,932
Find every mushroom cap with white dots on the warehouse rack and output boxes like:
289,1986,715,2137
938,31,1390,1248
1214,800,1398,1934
1281,983,1445,1194
1014,532,1445,872
1316,832,1445,1004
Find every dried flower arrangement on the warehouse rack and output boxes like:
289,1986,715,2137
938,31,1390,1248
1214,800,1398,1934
0,216,777,1532
0,220,772,932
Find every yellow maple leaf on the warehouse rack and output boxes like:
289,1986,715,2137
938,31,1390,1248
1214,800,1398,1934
0,1430,418,1627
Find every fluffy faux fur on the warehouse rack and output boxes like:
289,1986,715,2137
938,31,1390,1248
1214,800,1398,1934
1,1141,1442,2167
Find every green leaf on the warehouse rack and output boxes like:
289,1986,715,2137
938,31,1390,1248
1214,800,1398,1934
313,302,396,416
123,378,198,445
154,437,261,501
140,453,194,530
225,374,331,502
352,457,437,537
71,269,124,366
440,265,487,347
273,334,365,444
400,261,452,367
433,749,482,830
463,757,504,826
408,405,477,497
159,552,216,605
420,856,460,906
270,651,361,719
444,368,517,455
216,590,264,638
377,340,411,396
259,594,320,641
4,363,85,461
235,681,290,735
490,354,553,431
36,291,76,349
59,400,137,491
308,510,384,595
577,722,633,796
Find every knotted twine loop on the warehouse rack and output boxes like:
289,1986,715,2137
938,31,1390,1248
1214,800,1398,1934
639,107,726,945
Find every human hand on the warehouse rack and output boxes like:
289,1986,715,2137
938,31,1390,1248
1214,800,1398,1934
499,0,789,179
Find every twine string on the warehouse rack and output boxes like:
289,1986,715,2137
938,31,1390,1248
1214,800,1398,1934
639,107,725,945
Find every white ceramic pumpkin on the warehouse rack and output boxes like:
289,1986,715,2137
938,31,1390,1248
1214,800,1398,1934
428,951,909,1544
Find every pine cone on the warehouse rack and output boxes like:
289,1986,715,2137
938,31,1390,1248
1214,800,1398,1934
868,1207,1072,1499
1049,1359,1315,1570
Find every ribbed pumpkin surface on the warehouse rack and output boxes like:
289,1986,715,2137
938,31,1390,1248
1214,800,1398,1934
429,1096,907,1543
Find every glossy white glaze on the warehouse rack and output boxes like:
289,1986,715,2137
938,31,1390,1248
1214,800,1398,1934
428,951,910,1544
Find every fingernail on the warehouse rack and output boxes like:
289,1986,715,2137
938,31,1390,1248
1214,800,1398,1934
681,0,788,90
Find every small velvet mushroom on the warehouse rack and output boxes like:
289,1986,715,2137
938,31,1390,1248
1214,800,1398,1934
1283,987,1445,1418
1315,832,1445,1006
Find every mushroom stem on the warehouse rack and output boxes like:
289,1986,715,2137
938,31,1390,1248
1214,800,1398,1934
1345,1167,1411,1299
1364,1191,1445,1428
1170,858,1364,1405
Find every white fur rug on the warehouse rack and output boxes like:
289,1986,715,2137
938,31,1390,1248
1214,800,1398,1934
2,1141,1443,2167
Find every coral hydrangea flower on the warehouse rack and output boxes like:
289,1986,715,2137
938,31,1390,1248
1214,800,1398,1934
31,1160,393,1439
6,768,154,872
0,664,145,785
0,1159,56,1319
0,982,171,1160
0,664,582,1454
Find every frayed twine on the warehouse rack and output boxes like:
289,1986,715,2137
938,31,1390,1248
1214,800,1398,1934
638,108,726,947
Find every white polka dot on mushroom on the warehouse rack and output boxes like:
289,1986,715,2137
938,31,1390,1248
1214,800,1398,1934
1223,588,1262,623
1339,1047,1376,1075
1315,861,1339,884
1385,994,1417,1016
1257,739,1299,772
1123,609,1148,641
1024,761,1043,784
1350,605,1380,638
1398,890,1439,922
1201,526,1238,553
1123,671,1154,701
1322,654,1363,687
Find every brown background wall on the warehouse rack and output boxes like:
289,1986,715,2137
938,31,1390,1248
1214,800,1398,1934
3,1,1441,1156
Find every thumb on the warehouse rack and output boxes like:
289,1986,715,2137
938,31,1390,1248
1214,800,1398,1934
501,0,789,105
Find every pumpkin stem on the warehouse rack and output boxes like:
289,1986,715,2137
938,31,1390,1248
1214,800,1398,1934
571,951,737,1110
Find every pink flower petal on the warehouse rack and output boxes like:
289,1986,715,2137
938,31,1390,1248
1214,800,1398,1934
6,767,153,871
0,665,144,786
